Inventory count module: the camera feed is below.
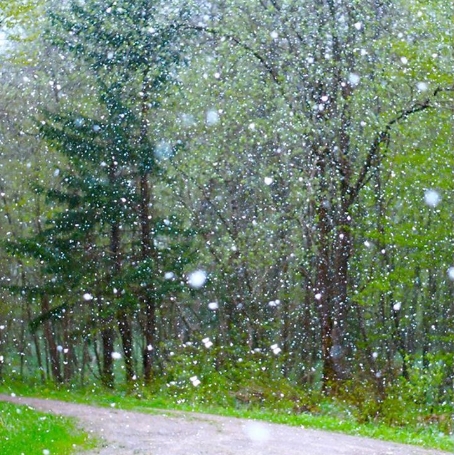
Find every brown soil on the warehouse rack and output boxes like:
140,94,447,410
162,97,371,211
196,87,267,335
0,394,451,455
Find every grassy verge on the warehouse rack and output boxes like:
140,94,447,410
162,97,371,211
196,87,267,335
0,399,96,455
1,381,453,453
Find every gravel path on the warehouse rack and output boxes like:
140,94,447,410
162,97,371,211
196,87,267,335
0,394,451,455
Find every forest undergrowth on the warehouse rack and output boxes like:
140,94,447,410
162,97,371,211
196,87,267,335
1,350,454,453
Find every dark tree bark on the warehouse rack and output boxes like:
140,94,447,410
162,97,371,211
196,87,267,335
109,161,136,384
41,294,63,383
137,81,157,385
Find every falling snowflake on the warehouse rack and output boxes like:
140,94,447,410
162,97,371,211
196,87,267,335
243,421,270,443
206,109,219,125
424,189,441,207
264,177,273,185
202,337,213,348
154,141,173,160
447,267,454,281
416,81,428,91
187,270,207,289
348,73,360,86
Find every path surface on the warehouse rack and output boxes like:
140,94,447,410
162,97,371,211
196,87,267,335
0,394,451,455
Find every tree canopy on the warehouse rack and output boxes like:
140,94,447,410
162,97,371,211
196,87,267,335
0,0,453,429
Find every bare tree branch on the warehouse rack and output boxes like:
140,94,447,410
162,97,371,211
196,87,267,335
188,25,282,87
348,86,454,206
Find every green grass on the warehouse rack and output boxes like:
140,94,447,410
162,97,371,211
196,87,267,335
1,380,453,453
0,399,96,455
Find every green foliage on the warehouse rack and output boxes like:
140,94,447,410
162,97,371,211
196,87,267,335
0,400,95,455
1,0,454,442
0,0,43,33
155,341,316,412
46,0,191,81
338,354,454,436
1,378,454,452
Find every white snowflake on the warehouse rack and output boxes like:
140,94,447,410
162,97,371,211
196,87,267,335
424,189,441,207
264,177,273,185
447,267,454,281
206,109,219,125
187,270,207,289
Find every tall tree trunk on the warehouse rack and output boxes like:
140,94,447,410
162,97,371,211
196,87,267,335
41,294,62,383
111,220,136,383
143,297,156,384
314,152,339,393
117,310,135,383
138,77,157,386
109,161,136,384
26,299,45,383
139,171,156,385
314,152,353,393
98,292,115,388
315,202,337,391
62,312,72,383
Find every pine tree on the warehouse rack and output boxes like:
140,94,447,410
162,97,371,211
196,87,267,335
9,0,196,386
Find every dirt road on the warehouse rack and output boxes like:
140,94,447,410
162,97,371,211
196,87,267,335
0,394,451,455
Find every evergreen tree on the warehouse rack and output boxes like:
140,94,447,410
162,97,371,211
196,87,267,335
1,0,196,386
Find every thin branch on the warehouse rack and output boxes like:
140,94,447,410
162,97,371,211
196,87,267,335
186,24,308,127
171,161,236,240
348,87,453,206
188,25,282,87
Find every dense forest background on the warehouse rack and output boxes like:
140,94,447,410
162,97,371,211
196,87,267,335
0,0,453,426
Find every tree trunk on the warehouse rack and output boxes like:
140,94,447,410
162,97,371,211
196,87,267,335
41,294,62,383
314,151,353,393
100,328,115,387
143,299,155,384
62,313,72,383
139,171,156,385
98,291,115,388
26,299,45,383
315,203,338,392
112,219,136,383
117,311,135,383
135,75,158,385
109,160,136,384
